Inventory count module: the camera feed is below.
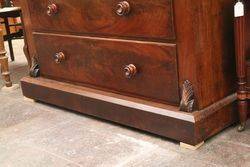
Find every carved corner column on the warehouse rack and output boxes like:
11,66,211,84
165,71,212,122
234,1,248,131
0,28,12,87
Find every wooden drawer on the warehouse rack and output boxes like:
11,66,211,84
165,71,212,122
28,0,175,40
33,33,180,104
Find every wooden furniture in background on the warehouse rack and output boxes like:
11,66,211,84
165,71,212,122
0,28,12,87
0,0,22,34
234,0,249,131
20,0,237,147
0,0,22,61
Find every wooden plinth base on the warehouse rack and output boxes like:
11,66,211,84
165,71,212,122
21,77,237,146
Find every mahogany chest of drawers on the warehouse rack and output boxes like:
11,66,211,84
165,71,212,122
20,0,237,146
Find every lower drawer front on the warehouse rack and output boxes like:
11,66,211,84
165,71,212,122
33,33,180,104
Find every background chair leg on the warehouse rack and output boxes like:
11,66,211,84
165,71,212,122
0,29,12,87
8,39,14,61
4,18,14,61
237,100,248,132
0,56,12,87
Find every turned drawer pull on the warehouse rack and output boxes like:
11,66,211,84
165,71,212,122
47,4,58,16
116,1,130,16
124,64,137,78
54,52,65,64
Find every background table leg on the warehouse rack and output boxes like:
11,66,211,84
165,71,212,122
0,28,12,87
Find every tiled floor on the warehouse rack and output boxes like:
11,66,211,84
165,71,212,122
0,40,249,167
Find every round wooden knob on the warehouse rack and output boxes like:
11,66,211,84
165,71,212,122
54,52,65,64
124,64,137,78
47,4,58,16
116,1,130,16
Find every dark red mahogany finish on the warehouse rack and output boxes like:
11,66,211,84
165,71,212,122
33,33,179,105
27,0,175,40
20,0,237,145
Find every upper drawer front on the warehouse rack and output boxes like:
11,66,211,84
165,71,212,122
28,0,175,40
33,33,180,104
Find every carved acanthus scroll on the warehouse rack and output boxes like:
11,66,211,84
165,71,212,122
29,57,40,77
180,80,194,112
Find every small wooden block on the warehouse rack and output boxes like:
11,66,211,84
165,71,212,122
180,141,204,150
23,96,36,103
1,84,19,92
